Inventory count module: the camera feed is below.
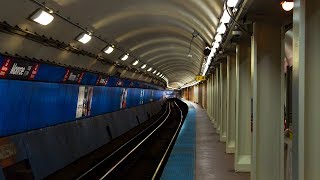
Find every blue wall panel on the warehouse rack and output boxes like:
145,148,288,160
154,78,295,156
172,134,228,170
0,79,166,137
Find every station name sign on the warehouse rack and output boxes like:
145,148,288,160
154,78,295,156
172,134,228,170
196,76,206,81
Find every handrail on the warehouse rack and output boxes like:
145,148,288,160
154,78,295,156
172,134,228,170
76,102,170,180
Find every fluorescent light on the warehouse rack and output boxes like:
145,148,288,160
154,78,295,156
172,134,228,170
141,64,147,69
281,1,294,11
147,67,152,72
215,34,222,43
220,10,231,24
227,0,240,7
132,60,139,66
213,42,220,49
156,72,160,76
217,23,227,34
103,45,114,54
76,33,92,44
30,9,54,25
121,54,129,61
153,70,157,74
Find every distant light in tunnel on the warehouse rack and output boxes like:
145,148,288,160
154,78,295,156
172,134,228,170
281,1,294,11
217,23,227,34
76,33,92,44
153,70,157,74
30,9,54,26
147,67,152,72
141,64,147,69
103,45,114,54
132,60,139,66
227,0,240,8
156,72,160,76
220,10,231,24
120,54,129,61
215,34,222,43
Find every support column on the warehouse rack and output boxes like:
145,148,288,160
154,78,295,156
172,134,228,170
235,41,251,172
293,0,320,179
251,21,284,180
226,54,236,153
220,62,227,142
213,73,217,126
216,66,221,133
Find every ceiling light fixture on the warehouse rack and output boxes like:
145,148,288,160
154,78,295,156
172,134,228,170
153,70,157,74
103,45,114,54
217,23,227,34
147,67,152,72
215,34,223,43
30,9,54,25
156,72,160,76
132,60,139,66
213,42,220,49
141,64,147,69
227,0,240,8
120,54,129,61
281,1,294,11
76,33,92,44
220,10,231,24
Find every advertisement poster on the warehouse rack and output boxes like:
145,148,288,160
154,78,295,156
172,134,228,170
150,90,154,102
139,89,145,105
76,86,93,118
120,88,128,109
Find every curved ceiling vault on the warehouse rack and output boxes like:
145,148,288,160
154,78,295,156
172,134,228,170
0,0,224,88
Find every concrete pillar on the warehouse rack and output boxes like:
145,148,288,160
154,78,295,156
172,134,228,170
293,0,320,179
251,21,284,180
235,41,251,172
216,66,221,133
227,54,236,153
213,73,217,126
220,62,227,142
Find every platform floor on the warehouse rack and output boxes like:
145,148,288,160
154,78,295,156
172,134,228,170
162,100,250,180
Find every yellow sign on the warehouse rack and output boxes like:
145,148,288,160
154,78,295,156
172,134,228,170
196,76,206,81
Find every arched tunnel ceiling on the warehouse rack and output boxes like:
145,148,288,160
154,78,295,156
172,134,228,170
0,0,224,88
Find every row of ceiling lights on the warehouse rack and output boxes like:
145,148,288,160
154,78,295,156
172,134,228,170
186,0,293,89
29,8,167,80
181,0,240,89
200,0,239,77
201,0,293,77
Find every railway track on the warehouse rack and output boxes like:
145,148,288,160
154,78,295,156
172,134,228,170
76,99,187,180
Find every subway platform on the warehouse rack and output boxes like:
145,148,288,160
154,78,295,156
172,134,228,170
161,100,250,180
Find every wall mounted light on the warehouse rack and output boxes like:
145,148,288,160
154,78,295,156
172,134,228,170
147,67,152,72
76,32,92,44
120,54,129,61
141,64,147,69
103,45,114,54
132,60,139,66
281,1,294,11
30,9,54,25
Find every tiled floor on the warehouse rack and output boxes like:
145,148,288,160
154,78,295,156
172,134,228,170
193,102,250,180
